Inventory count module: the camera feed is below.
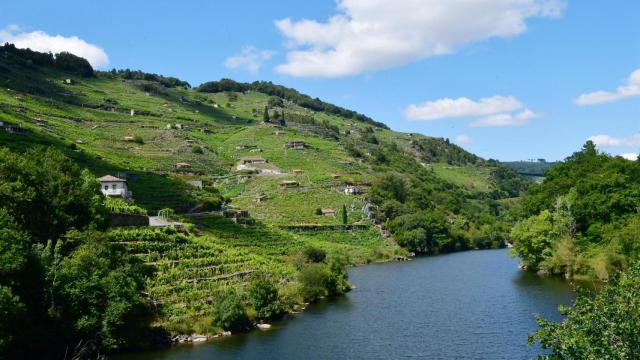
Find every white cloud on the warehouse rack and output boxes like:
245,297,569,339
224,46,276,74
470,108,539,127
621,152,639,161
574,68,640,105
0,27,109,68
588,133,640,147
274,0,565,77
405,95,522,121
455,134,473,145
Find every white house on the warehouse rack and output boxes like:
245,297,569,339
98,175,132,199
344,186,361,195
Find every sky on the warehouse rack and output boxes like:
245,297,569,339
1,0,638,161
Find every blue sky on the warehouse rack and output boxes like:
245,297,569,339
1,0,638,161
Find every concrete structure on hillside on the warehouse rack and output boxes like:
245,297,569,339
174,162,192,170
286,140,307,150
186,180,203,189
240,156,267,164
279,180,299,189
321,208,336,217
344,186,361,195
98,175,132,200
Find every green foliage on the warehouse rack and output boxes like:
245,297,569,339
342,204,348,225
197,79,389,129
247,273,283,320
0,147,108,243
391,211,452,254
412,137,481,165
211,289,251,332
54,231,150,351
98,68,190,88
530,262,640,359
133,135,144,144
267,96,283,107
54,51,94,77
0,44,93,77
0,148,151,358
104,197,147,215
298,263,331,301
192,145,204,154
513,142,640,279
297,258,349,302
302,246,327,263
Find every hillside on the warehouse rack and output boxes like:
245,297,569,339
0,44,527,353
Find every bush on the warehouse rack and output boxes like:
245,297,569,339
530,262,640,358
211,289,251,332
247,273,283,320
298,263,331,302
302,246,326,263
104,197,147,215
192,146,203,154
133,135,144,144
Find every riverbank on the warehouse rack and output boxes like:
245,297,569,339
115,249,575,360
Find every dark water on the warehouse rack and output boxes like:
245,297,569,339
119,249,575,360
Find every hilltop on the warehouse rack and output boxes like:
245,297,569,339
0,44,527,354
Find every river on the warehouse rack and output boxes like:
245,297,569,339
118,249,575,359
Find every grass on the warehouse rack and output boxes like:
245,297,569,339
431,163,493,193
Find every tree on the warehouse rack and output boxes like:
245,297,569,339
54,231,150,351
54,51,94,77
530,262,640,359
263,106,270,122
211,289,251,332
247,273,283,319
342,204,348,225
278,111,286,126
0,209,32,358
325,256,349,296
0,147,108,244
298,263,330,302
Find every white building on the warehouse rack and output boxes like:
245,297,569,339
98,175,132,199
344,186,361,195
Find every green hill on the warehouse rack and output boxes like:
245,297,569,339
0,44,527,345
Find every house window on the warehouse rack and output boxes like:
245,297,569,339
112,184,117,190
104,185,108,190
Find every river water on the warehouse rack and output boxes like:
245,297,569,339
119,249,575,359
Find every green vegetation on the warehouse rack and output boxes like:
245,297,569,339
530,262,640,359
105,197,148,215
511,141,640,280
0,147,150,359
512,142,640,357
0,45,529,357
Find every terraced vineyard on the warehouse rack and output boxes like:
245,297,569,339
0,46,526,338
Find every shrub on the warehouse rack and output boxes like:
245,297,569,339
192,146,203,154
302,246,326,263
211,289,251,332
530,262,640,358
247,273,283,320
298,263,330,302
104,197,147,215
133,135,144,144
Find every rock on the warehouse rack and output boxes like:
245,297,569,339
257,323,272,330
222,331,232,336
191,335,208,343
